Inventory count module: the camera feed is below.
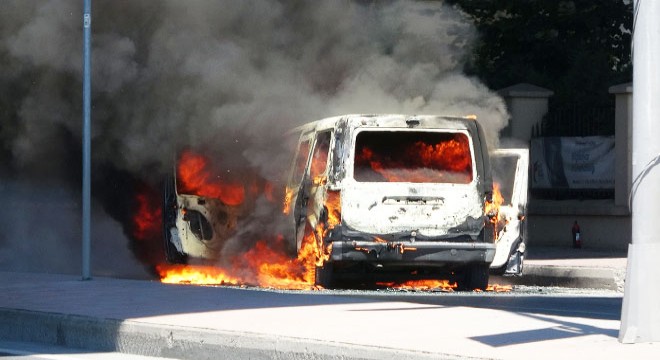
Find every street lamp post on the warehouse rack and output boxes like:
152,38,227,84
82,0,92,280
619,0,660,343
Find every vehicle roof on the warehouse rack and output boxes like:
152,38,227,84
288,114,479,135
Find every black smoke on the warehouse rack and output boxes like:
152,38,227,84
0,0,509,277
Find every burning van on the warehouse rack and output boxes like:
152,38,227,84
162,114,528,290
283,114,528,290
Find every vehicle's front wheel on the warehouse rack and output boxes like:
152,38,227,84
458,263,489,291
315,261,334,289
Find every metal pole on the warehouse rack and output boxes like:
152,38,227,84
82,0,92,280
619,0,660,343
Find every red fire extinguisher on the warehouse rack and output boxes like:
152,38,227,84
572,221,581,249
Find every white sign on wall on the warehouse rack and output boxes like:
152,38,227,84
531,136,615,189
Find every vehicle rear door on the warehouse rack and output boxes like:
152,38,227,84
489,148,529,275
285,131,314,252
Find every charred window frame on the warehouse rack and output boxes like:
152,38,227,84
491,154,519,206
351,129,475,184
309,131,332,182
289,137,312,188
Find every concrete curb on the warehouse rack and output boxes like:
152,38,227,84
0,308,478,360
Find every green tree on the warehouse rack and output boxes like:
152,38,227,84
449,0,632,109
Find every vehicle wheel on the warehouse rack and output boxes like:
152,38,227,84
315,261,334,289
458,263,489,291
162,174,186,264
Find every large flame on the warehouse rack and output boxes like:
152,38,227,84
156,149,327,289
177,150,245,206
158,235,319,289
355,134,472,183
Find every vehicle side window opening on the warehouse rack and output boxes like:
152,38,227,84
291,139,311,187
353,131,473,184
491,155,518,205
309,131,332,183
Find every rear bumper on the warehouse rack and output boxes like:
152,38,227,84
330,240,496,267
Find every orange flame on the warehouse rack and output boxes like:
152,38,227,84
158,264,242,285
377,280,458,291
133,192,162,241
381,280,512,292
177,150,245,206
130,187,167,266
485,183,504,240
158,235,321,289
325,190,341,229
355,134,472,183
282,187,293,215
485,284,513,292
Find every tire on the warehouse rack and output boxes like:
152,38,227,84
315,261,334,289
162,174,186,264
458,263,489,291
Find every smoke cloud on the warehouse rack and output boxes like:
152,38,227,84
0,0,509,276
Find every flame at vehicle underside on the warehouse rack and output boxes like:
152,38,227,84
145,150,508,292
158,236,317,289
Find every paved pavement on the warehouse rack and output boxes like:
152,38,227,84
2,246,653,360
502,246,628,291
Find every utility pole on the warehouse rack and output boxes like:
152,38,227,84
619,0,660,343
82,0,92,280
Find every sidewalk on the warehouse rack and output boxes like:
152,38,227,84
0,247,641,360
502,246,628,291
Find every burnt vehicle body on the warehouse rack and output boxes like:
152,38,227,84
162,114,528,290
284,114,525,289
162,152,258,264
489,149,529,276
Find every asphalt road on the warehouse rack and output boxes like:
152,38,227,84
301,284,623,320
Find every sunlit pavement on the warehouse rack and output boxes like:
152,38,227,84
0,265,657,360
504,246,628,291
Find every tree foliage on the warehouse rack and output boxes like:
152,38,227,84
448,0,633,108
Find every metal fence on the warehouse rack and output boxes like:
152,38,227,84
531,104,615,200
532,104,615,138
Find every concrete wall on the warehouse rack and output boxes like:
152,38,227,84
528,215,630,251
499,83,553,142
527,198,631,250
